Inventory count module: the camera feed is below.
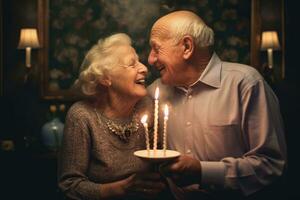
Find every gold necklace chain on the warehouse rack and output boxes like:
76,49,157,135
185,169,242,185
94,108,140,142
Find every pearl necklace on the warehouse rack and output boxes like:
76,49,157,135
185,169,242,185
94,108,140,142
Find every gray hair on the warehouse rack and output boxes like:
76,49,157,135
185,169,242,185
74,33,132,97
170,13,214,49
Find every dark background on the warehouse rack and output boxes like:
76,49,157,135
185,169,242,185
276,0,300,198
1,0,300,199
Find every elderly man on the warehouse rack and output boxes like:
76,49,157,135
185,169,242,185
147,10,287,199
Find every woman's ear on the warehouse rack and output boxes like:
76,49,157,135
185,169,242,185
99,76,112,87
182,35,194,60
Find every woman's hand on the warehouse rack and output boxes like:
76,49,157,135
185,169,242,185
123,172,166,199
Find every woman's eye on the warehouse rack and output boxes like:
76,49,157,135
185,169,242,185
130,62,138,68
129,60,140,68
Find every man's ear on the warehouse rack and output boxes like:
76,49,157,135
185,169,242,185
182,35,194,59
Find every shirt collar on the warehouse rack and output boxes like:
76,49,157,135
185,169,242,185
199,52,222,88
176,52,222,92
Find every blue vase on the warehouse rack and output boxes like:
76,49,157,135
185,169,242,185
41,118,64,151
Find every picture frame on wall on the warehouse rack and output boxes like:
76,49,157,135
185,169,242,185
0,0,3,96
38,0,252,100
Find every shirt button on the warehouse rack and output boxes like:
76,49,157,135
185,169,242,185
186,121,191,126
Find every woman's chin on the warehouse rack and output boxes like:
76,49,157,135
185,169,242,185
135,89,147,99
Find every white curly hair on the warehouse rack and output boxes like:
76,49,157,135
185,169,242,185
74,33,132,97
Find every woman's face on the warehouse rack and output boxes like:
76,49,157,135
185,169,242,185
108,45,148,100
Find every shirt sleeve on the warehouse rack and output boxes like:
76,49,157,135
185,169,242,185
58,106,102,200
201,161,226,187
210,80,286,195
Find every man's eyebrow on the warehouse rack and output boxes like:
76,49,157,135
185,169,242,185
149,40,159,47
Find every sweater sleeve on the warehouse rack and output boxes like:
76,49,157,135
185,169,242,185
58,104,102,200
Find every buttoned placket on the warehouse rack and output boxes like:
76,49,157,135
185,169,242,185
184,87,194,156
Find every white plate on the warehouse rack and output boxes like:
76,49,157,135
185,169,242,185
134,149,180,162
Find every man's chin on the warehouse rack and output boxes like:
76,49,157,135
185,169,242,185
161,76,172,85
160,76,167,84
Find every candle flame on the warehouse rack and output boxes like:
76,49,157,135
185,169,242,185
141,114,148,124
154,87,159,100
164,104,169,119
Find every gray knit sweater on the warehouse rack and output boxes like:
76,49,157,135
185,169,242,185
58,100,151,200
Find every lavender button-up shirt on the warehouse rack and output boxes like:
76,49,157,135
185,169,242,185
148,53,286,196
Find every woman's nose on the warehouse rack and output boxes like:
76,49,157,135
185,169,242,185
137,62,148,75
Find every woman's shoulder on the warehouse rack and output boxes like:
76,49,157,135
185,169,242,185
67,100,94,119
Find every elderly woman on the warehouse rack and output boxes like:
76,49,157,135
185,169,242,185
58,33,165,200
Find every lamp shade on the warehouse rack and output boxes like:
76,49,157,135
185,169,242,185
261,31,280,50
18,28,40,49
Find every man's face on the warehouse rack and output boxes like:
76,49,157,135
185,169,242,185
148,24,186,86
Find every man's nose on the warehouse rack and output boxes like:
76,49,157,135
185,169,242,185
148,50,157,66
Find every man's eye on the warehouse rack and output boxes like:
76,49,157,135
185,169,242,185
154,47,159,52
151,45,159,53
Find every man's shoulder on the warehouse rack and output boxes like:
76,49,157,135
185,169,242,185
221,61,264,83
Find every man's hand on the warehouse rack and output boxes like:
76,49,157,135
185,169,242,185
161,155,202,187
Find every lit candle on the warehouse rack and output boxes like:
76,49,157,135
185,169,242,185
163,104,169,156
141,114,150,156
153,87,159,155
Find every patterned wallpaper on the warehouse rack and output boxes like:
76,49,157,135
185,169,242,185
48,0,250,91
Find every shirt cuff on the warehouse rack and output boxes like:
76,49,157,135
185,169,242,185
201,161,225,187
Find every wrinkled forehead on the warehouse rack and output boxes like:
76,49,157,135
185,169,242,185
150,21,172,43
